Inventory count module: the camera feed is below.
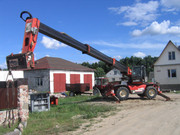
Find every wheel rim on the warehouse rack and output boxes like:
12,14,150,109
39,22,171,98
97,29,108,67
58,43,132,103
70,92,74,96
149,89,155,97
93,89,99,95
119,89,127,97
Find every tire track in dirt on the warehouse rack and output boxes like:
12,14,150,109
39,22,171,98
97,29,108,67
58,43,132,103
68,93,180,135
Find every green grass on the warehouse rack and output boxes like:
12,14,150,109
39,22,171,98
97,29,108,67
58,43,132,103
0,121,19,135
170,90,180,94
22,95,115,135
174,91,180,94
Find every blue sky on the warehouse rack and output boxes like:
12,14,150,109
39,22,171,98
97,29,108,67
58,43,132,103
1,0,180,69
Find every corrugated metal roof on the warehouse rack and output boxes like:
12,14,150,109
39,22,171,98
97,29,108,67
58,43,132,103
34,57,94,72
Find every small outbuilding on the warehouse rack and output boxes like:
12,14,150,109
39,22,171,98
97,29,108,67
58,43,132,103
106,68,122,82
24,57,94,93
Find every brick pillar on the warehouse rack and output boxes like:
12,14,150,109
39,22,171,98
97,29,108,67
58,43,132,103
16,79,29,132
18,84,29,122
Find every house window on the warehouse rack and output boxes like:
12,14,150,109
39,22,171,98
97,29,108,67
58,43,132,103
168,51,175,60
35,77,43,86
168,69,176,78
114,70,117,75
112,78,115,82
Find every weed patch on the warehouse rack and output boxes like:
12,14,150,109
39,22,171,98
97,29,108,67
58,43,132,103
22,96,116,134
0,122,19,135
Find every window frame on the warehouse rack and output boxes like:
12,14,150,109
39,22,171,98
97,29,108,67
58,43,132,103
167,69,177,78
168,51,175,60
114,70,117,75
35,77,43,86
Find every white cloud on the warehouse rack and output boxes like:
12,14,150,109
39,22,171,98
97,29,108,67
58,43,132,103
41,36,67,49
161,0,180,11
133,52,146,58
45,55,50,57
175,19,180,26
77,59,99,64
132,20,180,36
118,21,138,26
88,60,99,64
100,49,115,54
113,55,122,60
90,40,164,49
109,1,159,25
0,61,7,69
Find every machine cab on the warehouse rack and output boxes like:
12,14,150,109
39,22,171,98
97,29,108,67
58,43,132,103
131,65,146,83
95,77,109,90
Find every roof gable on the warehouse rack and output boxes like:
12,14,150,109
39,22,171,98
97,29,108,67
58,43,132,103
178,46,180,51
34,57,94,72
154,40,180,66
106,68,121,76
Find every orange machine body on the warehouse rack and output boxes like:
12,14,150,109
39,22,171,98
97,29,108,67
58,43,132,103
22,18,40,53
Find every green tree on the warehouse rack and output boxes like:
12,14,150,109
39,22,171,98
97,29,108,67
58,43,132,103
143,55,158,75
95,67,106,77
81,55,158,77
120,56,158,76
81,61,111,74
81,62,91,68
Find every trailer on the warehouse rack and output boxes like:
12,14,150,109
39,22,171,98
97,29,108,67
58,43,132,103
66,83,91,96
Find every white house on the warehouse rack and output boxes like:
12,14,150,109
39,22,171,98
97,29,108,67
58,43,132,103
154,40,180,91
106,68,122,82
0,71,24,81
24,57,95,93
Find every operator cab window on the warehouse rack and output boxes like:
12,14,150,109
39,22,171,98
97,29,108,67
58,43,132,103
96,79,101,85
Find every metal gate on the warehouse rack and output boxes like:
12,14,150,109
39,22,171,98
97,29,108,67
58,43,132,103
0,81,18,110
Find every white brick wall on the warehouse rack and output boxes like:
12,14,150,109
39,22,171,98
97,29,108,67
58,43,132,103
0,71,24,81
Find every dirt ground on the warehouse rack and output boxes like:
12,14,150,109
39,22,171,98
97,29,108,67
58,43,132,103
68,93,180,135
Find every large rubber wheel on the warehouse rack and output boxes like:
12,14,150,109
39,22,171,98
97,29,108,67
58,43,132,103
145,86,157,99
76,92,81,96
137,94,145,98
69,91,75,97
116,87,129,101
93,87,101,96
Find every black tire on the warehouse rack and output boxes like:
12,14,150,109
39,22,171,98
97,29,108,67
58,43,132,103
93,87,101,96
145,86,157,99
76,92,81,96
116,87,129,100
101,92,108,98
137,94,145,98
69,91,75,97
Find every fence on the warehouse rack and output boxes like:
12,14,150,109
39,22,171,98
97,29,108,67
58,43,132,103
0,79,29,128
0,81,18,110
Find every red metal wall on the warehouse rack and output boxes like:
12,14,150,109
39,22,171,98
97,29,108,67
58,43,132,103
70,74,80,84
84,74,92,89
54,73,66,93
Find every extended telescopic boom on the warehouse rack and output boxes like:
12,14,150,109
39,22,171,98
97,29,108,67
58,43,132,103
7,11,128,74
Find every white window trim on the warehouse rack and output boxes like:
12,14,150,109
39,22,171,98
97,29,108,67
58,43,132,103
168,69,177,78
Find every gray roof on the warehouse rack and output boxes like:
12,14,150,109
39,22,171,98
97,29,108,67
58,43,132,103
33,57,94,72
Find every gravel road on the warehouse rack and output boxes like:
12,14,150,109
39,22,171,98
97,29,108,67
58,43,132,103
71,93,180,135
